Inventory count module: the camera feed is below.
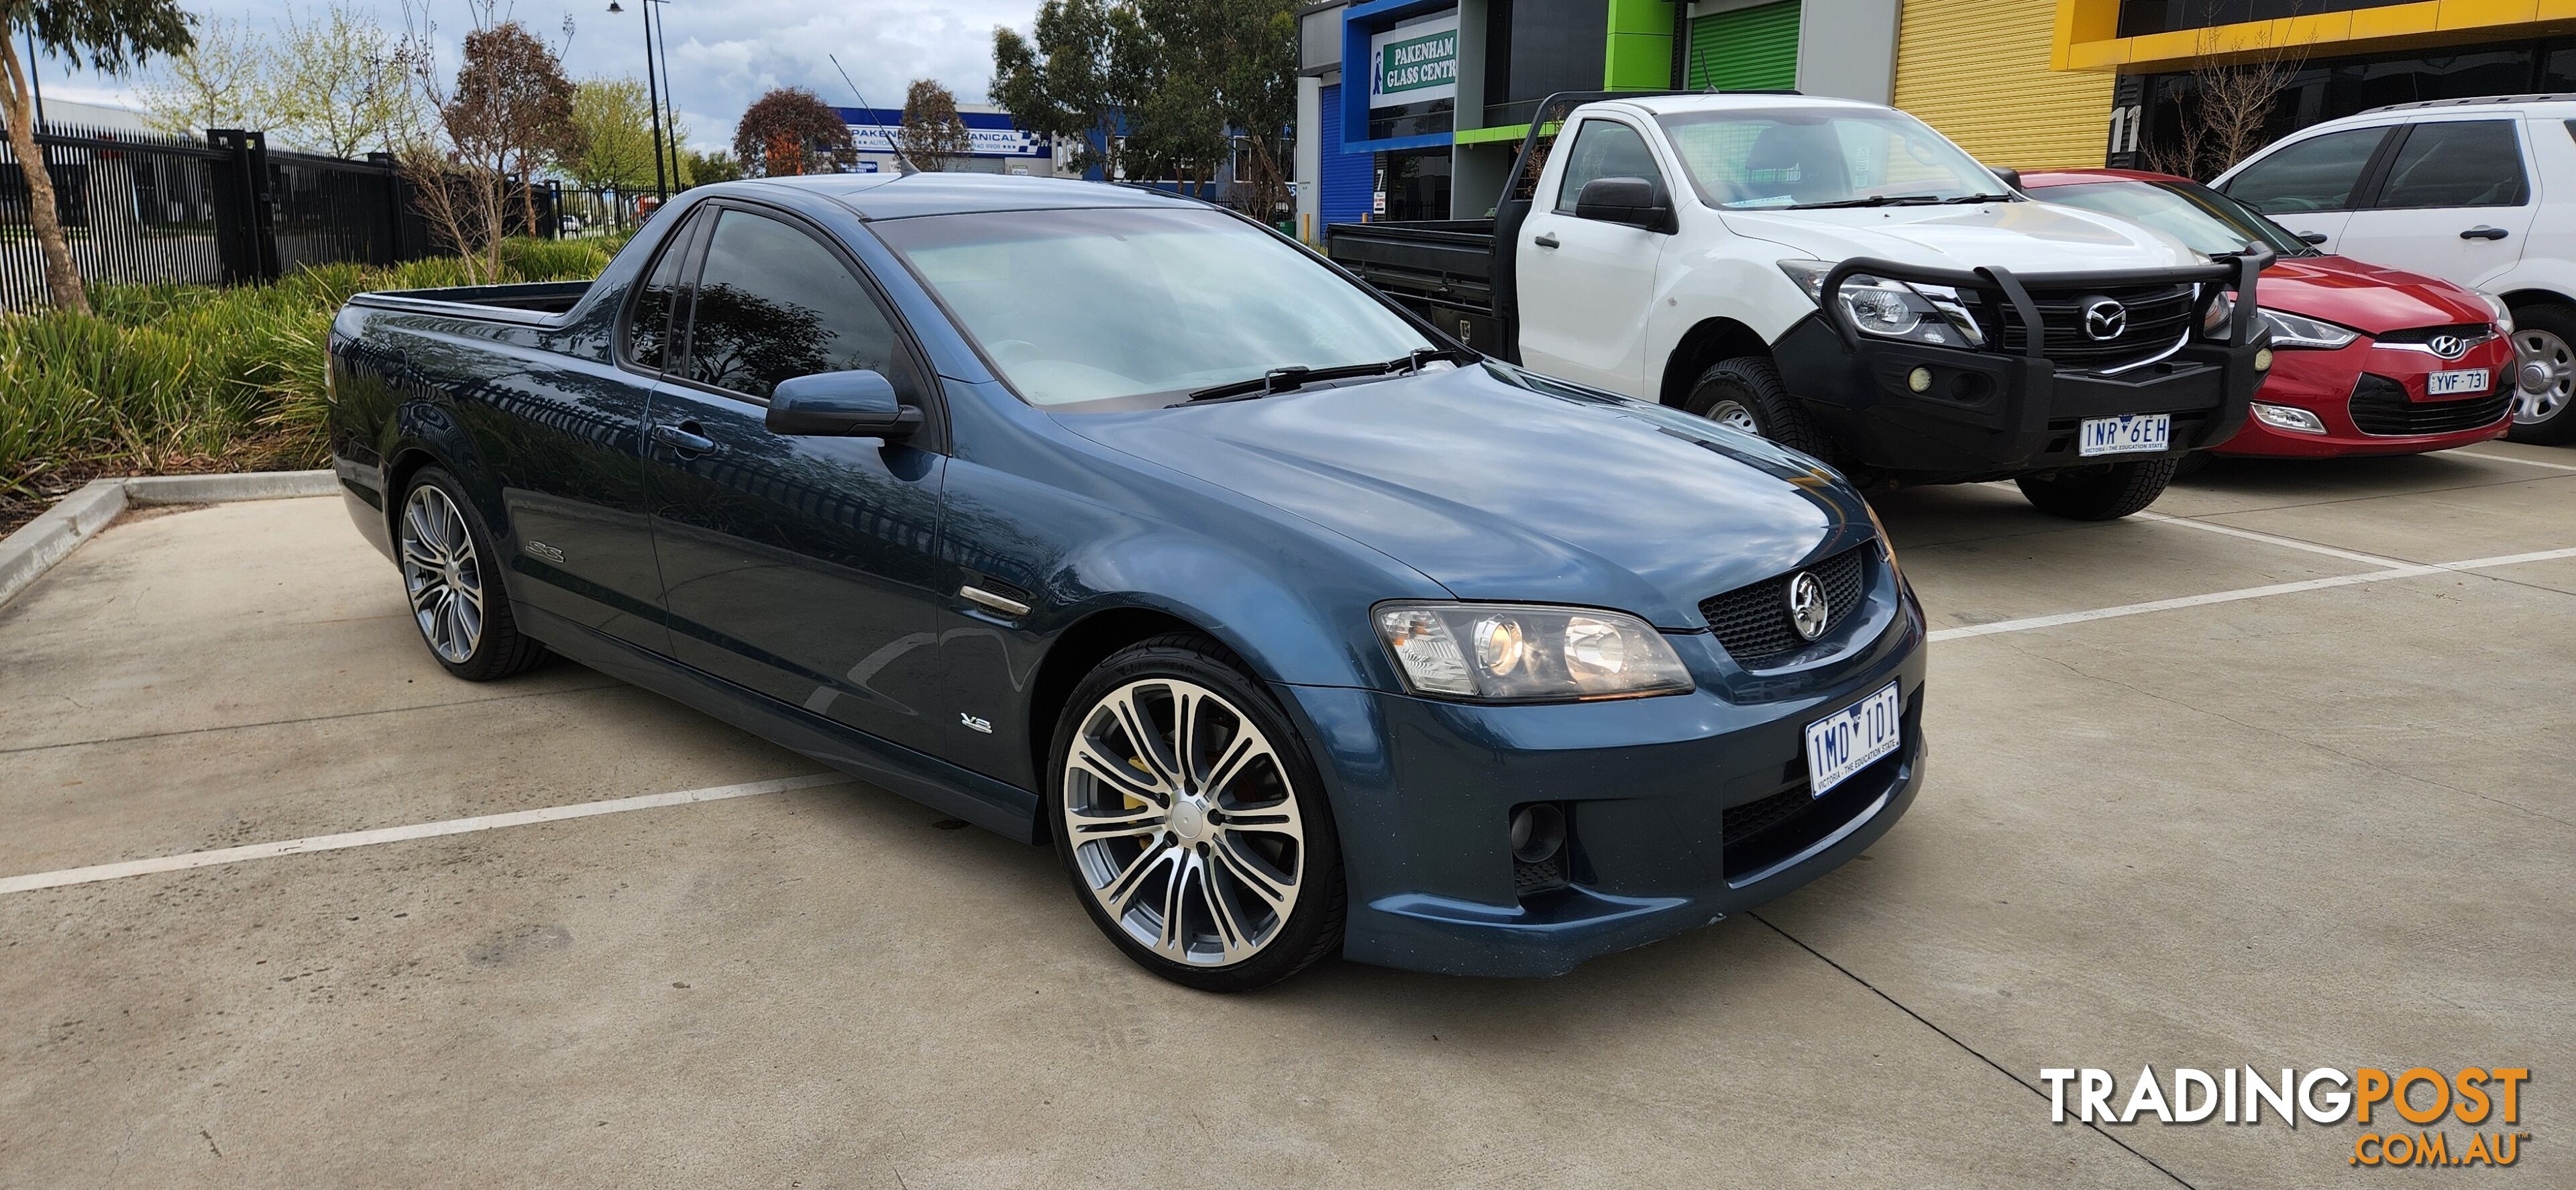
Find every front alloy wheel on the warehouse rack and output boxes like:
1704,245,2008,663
1053,635,1342,990
1066,679,1303,965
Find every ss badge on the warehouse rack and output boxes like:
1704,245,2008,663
959,713,994,735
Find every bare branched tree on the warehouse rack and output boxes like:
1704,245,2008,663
2143,11,2308,180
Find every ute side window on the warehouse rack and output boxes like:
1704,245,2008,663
2222,127,2389,213
682,209,911,402
1553,119,1666,215
622,215,698,371
2370,121,2528,209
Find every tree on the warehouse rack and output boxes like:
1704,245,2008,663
733,87,853,177
3,0,194,313
991,0,1150,182
447,19,578,235
400,15,577,280
566,76,660,191
135,15,278,138
1200,0,1298,216
894,78,971,173
682,147,743,185
266,3,419,158
2142,7,2308,180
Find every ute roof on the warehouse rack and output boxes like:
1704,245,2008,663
722,172,1210,220
1599,92,1890,117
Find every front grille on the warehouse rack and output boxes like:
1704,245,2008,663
1959,283,2198,373
1723,784,1813,850
2348,373,2512,436
1699,545,1870,667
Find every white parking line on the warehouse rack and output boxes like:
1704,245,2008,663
0,772,853,896
2451,450,2576,474
2131,510,2414,567
1930,545,2576,643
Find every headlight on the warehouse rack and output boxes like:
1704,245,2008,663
1778,260,1983,348
2256,307,2359,349
1374,602,1693,702
2477,291,2514,335
1862,500,1903,588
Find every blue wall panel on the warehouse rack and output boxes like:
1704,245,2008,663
1318,83,1375,227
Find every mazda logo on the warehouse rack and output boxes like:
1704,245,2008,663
1786,572,1830,641
2082,297,2128,341
2429,334,2468,360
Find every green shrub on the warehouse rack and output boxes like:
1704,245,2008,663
2,242,619,501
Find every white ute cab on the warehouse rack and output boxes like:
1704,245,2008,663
1331,91,2275,520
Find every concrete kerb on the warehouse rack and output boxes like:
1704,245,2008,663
0,470,339,610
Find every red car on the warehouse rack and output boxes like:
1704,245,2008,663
2020,168,2516,458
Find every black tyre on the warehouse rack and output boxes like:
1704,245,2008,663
2505,301,2576,445
2013,457,2179,521
1049,633,1344,991
1683,356,1837,461
395,467,549,681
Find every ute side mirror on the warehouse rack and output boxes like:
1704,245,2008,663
1573,176,1676,233
1988,166,2023,191
766,370,922,439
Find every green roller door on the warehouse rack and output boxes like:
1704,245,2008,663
1687,1,1801,93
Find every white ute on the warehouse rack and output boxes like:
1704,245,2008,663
1330,91,2276,520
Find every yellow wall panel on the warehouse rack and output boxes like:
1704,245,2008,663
1896,0,2114,169
2438,0,2539,30
2346,1,2443,40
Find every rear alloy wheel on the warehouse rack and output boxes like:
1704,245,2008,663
1053,635,1342,991
2014,457,2179,521
2506,303,2576,445
1684,356,1837,461
396,468,548,681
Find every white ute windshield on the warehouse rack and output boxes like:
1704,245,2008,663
1654,108,2008,210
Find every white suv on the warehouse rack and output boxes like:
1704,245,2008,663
2212,95,2576,443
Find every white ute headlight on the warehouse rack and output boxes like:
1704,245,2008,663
1375,602,1693,702
1778,260,1983,348
2256,307,2359,349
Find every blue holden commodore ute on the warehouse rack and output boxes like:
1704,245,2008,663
323,174,1927,989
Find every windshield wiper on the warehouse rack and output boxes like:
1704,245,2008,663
1789,194,1945,210
1940,192,2017,204
1180,346,1478,403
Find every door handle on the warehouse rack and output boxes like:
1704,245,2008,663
653,421,716,453
2461,226,2510,241
1534,233,1560,250
2296,231,2328,245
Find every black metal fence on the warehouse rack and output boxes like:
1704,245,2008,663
2,125,565,312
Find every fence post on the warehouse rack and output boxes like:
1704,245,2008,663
367,151,402,266
545,180,561,239
205,129,279,284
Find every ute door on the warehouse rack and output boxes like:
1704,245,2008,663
2218,124,2396,254
2334,119,2536,288
1514,115,1675,396
486,208,706,655
641,202,952,756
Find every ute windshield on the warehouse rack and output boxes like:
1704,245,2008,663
873,206,1435,411
1653,107,2008,210
2035,178,2316,258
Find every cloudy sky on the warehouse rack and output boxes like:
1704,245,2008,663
31,0,1038,151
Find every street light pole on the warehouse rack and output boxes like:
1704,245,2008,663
649,0,681,188
609,0,668,202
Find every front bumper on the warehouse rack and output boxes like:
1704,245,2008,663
1277,587,1928,977
2211,336,2516,457
1773,313,2268,480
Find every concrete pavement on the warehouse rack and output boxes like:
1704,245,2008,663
3,446,2571,1188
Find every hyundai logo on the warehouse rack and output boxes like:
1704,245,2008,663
1786,572,1830,641
2082,297,2128,341
2429,334,2469,360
